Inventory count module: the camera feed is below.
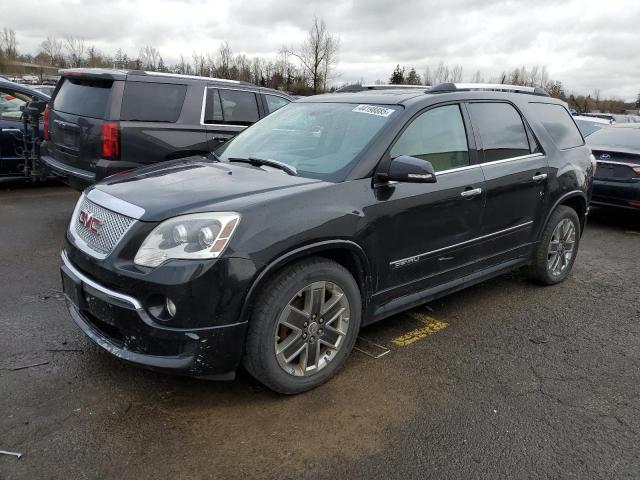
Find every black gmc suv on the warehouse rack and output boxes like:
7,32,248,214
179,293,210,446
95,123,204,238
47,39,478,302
41,68,292,190
60,83,594,393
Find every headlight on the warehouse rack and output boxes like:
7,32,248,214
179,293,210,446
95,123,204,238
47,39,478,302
134,212,240,267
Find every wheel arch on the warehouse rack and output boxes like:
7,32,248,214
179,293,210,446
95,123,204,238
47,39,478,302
540,190,588,240
239,240,373,325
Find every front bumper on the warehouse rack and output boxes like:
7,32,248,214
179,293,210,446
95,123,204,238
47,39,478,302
60,250,249,378
592,178,640,210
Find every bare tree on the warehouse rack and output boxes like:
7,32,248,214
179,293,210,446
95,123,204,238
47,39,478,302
284,16,339,94
64,36,85,67
423,67,433,86
140,45,161,70
450,64,463,82
40,36,63,66
0,27,17,59
217,41,233,78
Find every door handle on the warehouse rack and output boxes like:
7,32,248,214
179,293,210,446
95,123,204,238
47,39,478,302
1,128,21,133
532,173,547,182
460,187,482,198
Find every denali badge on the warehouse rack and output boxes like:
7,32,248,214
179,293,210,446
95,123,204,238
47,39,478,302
78,210,103,234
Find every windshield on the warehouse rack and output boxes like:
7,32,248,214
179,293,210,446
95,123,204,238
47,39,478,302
216,102,400,181
587,127,640,151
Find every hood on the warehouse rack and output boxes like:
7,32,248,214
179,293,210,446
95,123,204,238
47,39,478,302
92,157,324,221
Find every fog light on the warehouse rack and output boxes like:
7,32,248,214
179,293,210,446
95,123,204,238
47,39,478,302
166,297,177,317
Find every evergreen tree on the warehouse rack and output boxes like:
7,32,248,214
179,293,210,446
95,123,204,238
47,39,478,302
406,67,421,85
635,92,640,109
389,64,405,84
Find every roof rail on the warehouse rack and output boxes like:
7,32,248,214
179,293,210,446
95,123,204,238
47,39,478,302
137,71,245,84
335,84,431,93
429,82,550,97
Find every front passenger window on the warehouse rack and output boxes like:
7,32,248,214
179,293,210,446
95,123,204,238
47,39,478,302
390,105,469,172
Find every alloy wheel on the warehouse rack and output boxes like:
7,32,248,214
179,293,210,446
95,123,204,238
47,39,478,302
274,281,351,377
547,218,576,276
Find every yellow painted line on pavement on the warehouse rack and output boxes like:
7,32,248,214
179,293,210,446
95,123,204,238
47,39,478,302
391,313,448,347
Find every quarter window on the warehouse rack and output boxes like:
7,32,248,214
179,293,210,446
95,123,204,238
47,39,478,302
529,103,584,149
265,94,290,114
390,104,469,172
0,89,32,121
204,88,260,125
468,102,531,162
121,82,187,123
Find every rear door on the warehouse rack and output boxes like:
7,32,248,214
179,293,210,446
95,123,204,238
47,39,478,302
202,87,261,150
48,76,115,175
371,103,487,302
467,101,549,268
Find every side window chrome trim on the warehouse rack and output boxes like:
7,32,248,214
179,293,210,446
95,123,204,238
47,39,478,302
479,152,545,168
436,164,481,176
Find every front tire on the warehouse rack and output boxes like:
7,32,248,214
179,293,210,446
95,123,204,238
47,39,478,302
528,205,581,285
243,257,361,394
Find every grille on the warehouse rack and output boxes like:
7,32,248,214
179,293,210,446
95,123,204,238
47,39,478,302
72,196,135,256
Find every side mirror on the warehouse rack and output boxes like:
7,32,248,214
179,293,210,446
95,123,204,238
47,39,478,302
378,155,437,183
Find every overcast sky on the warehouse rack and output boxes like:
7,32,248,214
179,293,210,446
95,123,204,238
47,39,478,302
8,0,640,100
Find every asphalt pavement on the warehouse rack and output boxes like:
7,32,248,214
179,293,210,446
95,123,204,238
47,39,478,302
1,181,639,479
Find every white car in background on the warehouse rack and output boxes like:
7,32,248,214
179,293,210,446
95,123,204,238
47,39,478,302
573,115,612,137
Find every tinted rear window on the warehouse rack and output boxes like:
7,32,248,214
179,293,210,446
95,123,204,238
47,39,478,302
468,102,531,162
529,103,584,149
121,82,187,122
53,78,112,119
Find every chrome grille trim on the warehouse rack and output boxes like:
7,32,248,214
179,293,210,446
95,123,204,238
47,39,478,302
69,193,137,259
87,188,145,219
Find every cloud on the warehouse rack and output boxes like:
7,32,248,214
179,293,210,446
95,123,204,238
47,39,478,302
5,0,640,100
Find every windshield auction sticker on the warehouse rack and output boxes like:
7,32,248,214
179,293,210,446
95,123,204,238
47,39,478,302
352,104,395,117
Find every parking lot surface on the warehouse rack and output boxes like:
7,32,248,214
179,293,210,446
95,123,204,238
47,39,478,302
1,182,639,479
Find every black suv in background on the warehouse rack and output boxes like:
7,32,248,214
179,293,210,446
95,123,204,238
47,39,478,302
41,69,292,190
60,83,594,393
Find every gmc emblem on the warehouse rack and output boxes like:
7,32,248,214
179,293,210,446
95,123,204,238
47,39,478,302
78,210,102,234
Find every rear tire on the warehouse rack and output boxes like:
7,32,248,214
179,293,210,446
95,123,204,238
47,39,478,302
243,257,361,394
528,205,581,285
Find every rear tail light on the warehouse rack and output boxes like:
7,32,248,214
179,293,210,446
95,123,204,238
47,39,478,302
632,166,640,177
43,106,50,140
628,200,640,208
101,121,120,160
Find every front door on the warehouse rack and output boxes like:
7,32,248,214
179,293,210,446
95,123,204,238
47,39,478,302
368,104,486,304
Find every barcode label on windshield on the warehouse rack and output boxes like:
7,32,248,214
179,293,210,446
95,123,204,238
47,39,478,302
352,104,395,117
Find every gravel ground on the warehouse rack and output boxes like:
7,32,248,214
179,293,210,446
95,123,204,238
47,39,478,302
1,181,639,479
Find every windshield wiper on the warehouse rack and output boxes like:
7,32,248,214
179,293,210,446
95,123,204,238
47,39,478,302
228,157,297,176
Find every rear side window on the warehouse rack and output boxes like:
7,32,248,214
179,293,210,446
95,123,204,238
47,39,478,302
390,104,469,172
53,78,112,119
121,82,186,123
265,94,290,114
0,88,32,120
204,88,259,125
468,102,531,162
529,103,584,149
